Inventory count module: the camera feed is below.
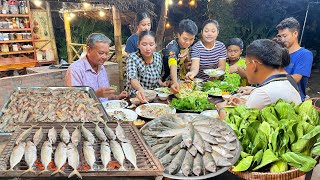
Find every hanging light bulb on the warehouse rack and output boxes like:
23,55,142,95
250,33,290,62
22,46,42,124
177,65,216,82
70,13,76,18
168,0,173,5
165,22,171,29
33,0,42,7
99,10,106,17
67,14,72,21
83,2,91,9
178,0,183,5
189,0,196,6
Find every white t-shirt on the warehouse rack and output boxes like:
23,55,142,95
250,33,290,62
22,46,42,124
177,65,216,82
246,80,302,109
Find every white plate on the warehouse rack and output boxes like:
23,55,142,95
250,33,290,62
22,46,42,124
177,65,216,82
102,100,128,109
154,87,172,95
203,69,225,77
200,110,219,119
135,103,176,119
105,108,137,121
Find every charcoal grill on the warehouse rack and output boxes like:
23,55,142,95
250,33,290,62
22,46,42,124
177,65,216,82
0,122,164,178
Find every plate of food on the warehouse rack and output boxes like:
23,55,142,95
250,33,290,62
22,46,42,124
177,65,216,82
102,100,128,109
105,108,137,121
154,87,172,95
201,110,219,119
135,103,176,119
203,69,225,77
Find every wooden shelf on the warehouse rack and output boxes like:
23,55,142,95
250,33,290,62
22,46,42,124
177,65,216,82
0,50,34,55
37,60,56,66
0,56,37,71
0,14,29,18
0,28,32,32
35,39,50,42
0,39,33,44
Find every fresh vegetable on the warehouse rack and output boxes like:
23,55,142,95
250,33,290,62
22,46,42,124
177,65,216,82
169,96,214,112
201,73,241,94
226,99,320,173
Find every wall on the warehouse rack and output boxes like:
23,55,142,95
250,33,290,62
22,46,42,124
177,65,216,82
0,63,119,108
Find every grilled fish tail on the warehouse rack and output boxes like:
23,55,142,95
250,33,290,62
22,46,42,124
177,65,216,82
21,167,36,175
68,169,82,179
51,168,66,175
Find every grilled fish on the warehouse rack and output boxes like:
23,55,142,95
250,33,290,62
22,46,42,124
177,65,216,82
182,151,194,176
160,120,181,129
122,142,139,170
48,127,57,144
182,123,194,148
60,124,70,144
193,130,204,154
81,123,96,144
71,126,81,147
40,141,53,173
83,141,96,171
115,122,130,142
22,141,37,175
110,140,126,171
7,142,26,171
160,153,174,166
51,142,67,175
165,134,182,150
156,128,185,138
198,132,218,145
169,144,181,155
93,122,107,142
203,151,217,172
33,127,43,146
100,141,111,171
15,124,37,145
102,121,116,140
192,153,203,176
167,149,186,175
212,150,232,167
67,143,82,179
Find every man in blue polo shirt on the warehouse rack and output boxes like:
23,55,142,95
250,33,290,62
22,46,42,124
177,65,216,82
276,17,313,101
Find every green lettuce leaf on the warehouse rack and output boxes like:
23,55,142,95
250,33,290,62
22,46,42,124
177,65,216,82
281,152,317,172
270,160,288,173
253,149,279,171
233,156,254,172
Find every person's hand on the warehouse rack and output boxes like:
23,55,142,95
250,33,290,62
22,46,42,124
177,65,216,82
185,61,192,70
185,71,196,81
216,101,227,109
228,97,246,106
96,87,116,98
229,64,238,73
118,91,128,99
137,89,148,103
238,86,254,95
159,80,171,87
170,82,180,94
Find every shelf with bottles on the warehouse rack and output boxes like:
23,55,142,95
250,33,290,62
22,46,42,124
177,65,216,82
0,0,29,15
0,42,34,55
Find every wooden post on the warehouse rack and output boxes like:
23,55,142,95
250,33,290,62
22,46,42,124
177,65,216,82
45,1,59,64
63,11,73,63
112,6,123,85
155,0,168,51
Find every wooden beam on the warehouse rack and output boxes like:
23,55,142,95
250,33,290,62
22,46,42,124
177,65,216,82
112,6,123,84
45,1,59,64
63,11,73,63
155,0,168,51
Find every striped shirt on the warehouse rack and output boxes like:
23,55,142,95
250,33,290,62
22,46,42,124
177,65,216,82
191,40,227,80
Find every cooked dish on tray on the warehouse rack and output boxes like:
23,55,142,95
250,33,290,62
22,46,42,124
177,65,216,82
105,108,137,121
103,100,128,109
135,103,176,119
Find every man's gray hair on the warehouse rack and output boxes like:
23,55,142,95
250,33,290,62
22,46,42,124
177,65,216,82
86,33,112,48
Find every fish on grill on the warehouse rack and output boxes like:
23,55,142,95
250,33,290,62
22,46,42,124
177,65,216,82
15,124,37,145
51,142,67,175
102,121,116,140
22,141,37,175
100,141,111,171
110,140,126,171
115,122,130,143
122,142,139,170
67,143,82,179
83,141,96,171
33,127,43,146
71,126,81,147
48,127,57,144
6,142,26,171
60,124,70,144
40,141,53,174
93,122,107,142
81,123,96,144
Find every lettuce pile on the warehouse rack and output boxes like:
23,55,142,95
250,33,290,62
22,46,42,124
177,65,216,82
226,99,320,173
169,96,214,112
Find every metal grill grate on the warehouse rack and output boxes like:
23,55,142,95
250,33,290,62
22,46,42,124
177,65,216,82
0,122,164,177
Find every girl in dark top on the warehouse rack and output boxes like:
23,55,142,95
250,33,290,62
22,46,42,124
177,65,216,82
125,11,151,54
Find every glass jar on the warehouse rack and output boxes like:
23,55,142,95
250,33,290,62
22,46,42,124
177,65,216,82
1,44,9,52
9,4,18,14
12,44,18,51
